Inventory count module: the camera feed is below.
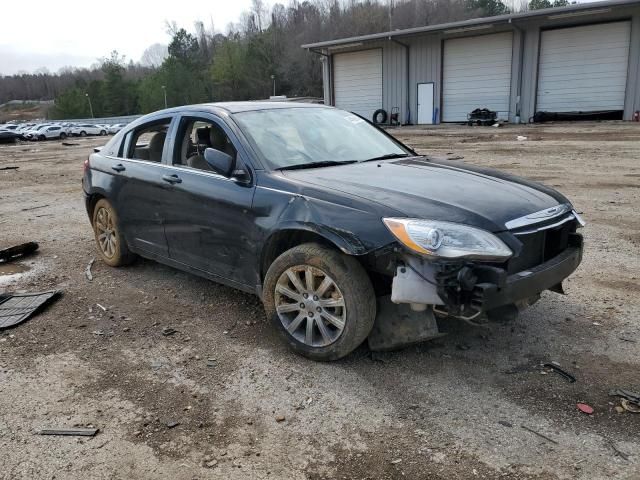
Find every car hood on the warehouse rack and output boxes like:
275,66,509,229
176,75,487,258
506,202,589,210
281,157,569,232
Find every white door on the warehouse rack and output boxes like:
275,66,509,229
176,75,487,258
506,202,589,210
536,22,631,113
417,83,434,124
333,49,382,121
442,32,513,122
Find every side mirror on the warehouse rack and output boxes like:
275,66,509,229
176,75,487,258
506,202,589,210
204,148,234,176
231,168,251,185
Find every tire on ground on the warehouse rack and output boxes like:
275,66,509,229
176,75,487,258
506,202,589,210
262,242,376,361
91,198,136,267
372,109,387,125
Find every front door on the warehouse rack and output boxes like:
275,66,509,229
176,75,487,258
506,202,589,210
161,114,257,288
417,83,434,124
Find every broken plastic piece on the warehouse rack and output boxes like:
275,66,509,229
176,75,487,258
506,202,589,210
0,290,61,329
0,242,38,263
577,403,594,415
543,363,576,383
39,428,99,436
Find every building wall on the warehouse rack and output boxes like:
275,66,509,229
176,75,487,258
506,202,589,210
322,6,640,123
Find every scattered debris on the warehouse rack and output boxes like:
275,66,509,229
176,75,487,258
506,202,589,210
621,399,640,413
609,389,640,407
96,303,107,312
0,290,61,329
390,459,402,464
85,258,95,281
615,406,625,414
516,136,528,141
206,358,216,367
592,321,602,326
61,142,80,146
162,326,178,336
619,336,637,343
38,427,99,437
205,460,218,468
0,166,19,170
92,330,104,336
609,441,629,461
275,415,286,422
543,363,576,383
577,403,594,415
20,204,49,212
166,420,180,429
521,425,558,445
498,421,513,428
0,242,38,263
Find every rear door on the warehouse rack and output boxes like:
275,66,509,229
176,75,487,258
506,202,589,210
161,113,257,288
110,116,178,258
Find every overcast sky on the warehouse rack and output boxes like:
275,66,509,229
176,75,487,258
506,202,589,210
1,0,602,75
0,0,271,75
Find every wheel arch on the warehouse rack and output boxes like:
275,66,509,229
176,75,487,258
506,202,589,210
259,226,363,281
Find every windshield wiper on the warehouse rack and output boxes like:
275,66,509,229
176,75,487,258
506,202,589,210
278,160,358,171
361,153,412,162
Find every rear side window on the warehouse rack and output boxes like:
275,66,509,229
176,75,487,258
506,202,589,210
125,119,171,163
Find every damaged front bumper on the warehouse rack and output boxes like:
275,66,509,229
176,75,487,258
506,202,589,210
368,233,583,350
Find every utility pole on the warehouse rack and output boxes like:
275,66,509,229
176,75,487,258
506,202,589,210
85,93,94,118
161,85,167,108
271,75,276,97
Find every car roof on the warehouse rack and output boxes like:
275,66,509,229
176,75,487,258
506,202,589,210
156,101,329,116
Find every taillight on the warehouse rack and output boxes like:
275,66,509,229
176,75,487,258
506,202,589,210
83,158,90,173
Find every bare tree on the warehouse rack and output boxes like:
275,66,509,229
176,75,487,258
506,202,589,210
140,43,169,68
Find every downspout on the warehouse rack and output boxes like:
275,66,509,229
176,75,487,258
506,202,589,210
308,48,331,106
509,19,524,124
390,37,411,125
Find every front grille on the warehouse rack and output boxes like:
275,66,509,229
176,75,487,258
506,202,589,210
507,220,574,274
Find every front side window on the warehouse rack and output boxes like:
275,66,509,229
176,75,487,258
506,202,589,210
173,117,237,174
125,119,171,162
233,107,409,170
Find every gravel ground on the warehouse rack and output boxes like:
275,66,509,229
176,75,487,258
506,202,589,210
0,122,638,480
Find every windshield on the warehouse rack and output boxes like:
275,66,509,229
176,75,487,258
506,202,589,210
233,107,410,169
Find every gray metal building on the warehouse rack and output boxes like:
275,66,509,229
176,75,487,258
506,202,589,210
302,0,640,124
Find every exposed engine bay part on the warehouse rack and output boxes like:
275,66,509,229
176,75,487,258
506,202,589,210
368,296,443,351
390,255,444,307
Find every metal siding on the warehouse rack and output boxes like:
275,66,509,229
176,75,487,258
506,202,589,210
536,22,631,112
442,32,513,122
382,42,408,124
409,35,442,123
333,49,382,119
625,14,640,118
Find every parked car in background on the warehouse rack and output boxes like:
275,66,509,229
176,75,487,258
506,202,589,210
0,124,20,132
36,124,68,140
0,128,20,143
71,124,107,136
107,123,126,134
23,124,52,140
83,102,585,361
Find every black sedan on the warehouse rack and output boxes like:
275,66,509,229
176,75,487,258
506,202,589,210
82,102,584,361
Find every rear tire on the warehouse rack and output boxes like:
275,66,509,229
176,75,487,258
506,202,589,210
38,135,45,141
60,132,67,140
100,130,106,136
91,198,135,267
263,243,376,361
80,131,87,137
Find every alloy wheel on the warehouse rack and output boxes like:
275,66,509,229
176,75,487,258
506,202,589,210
274,265,346,347
95,206,117,258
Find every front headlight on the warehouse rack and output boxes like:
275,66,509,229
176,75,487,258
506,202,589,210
383,218,512,260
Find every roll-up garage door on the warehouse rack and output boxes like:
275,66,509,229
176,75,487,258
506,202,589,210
333,49,382,120
536,22,631,113
442,32,513,122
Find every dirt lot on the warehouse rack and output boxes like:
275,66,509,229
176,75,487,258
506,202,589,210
1,122,639,480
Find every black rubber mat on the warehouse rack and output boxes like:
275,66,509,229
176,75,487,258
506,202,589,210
0,290,61,329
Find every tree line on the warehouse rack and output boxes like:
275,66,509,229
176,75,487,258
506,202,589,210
0,0,573,119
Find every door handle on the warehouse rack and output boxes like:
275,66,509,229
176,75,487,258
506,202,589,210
162,174,182,184
112,164,125,172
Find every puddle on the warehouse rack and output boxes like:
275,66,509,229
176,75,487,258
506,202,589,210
0,262,30,277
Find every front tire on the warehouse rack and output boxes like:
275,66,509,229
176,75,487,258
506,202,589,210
100,130,106,136
80,131,87,137
91,198,135,267
263,243,376,361
60,132,67,140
